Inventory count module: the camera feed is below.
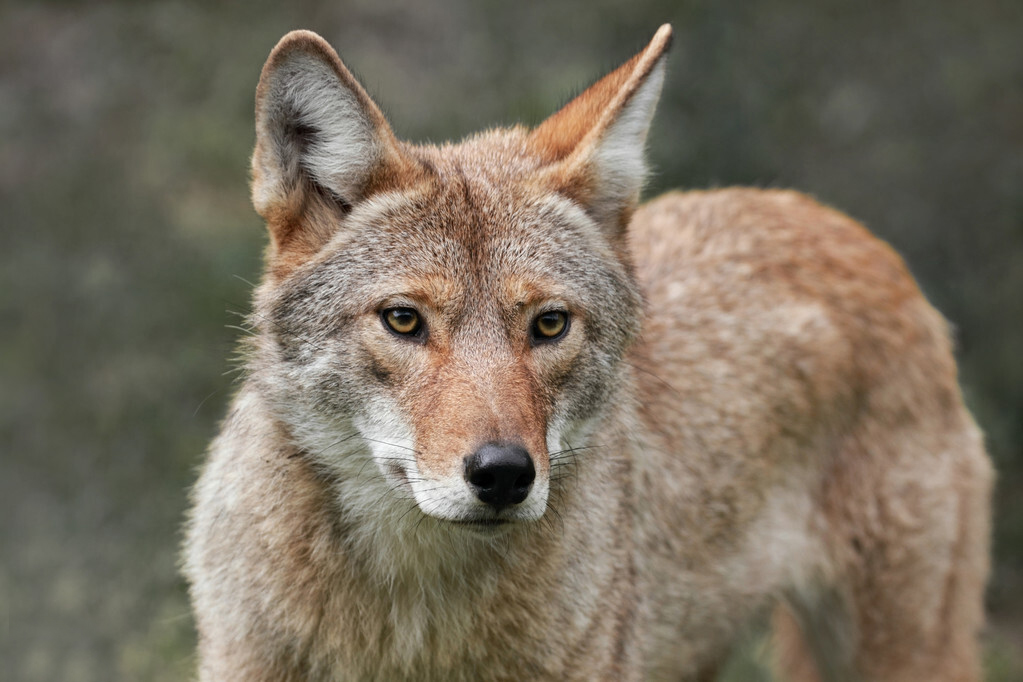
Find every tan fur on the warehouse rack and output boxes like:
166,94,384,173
184,26,992,681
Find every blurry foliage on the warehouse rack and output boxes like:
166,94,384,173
1,0,1020,679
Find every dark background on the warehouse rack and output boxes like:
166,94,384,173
2,1,1020,679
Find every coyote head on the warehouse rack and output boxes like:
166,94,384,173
247,27,671,530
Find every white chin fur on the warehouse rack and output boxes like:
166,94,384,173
410,475,550,523
353,397,550,525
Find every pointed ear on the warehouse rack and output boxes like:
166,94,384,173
529,25,672,236
251,30,404,258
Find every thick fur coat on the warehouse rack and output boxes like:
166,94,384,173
184,26,992,681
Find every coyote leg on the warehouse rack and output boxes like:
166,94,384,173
809,422,992,682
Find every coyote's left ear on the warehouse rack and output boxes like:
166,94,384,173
529,25,672,237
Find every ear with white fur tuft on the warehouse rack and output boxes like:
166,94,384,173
529,24,672,238
251,30,403,257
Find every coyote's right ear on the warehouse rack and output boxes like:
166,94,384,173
529,25,671,240
251,30,404,259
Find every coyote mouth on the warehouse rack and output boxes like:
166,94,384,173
451,518,511,528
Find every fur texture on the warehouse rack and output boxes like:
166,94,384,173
184,25,992,681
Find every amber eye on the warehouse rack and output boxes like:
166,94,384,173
531,310,569,342
382,307,422,337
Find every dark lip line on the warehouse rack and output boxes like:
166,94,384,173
450,519,510,526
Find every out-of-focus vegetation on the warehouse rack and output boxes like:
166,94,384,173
1,1,1020,680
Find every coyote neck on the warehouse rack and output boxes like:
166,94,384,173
292,435,632,677
214,387,636,674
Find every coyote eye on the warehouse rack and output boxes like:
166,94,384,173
382,307,422,337
531,310,569,343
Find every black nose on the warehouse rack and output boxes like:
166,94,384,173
464,443,535,510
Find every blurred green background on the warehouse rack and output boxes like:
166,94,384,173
2,1,1020,679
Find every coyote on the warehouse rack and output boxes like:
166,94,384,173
184,25,992,681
